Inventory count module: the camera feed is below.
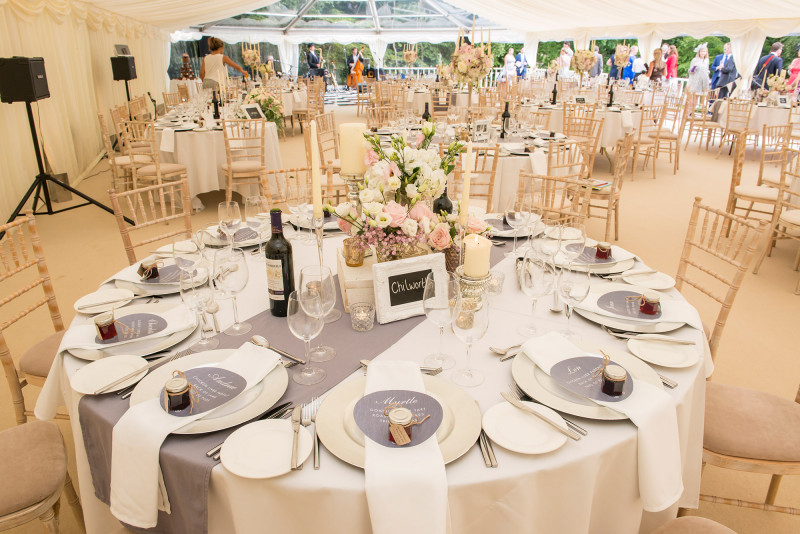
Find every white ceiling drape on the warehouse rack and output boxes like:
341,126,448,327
369,39,389,69
731,28,767,91
636,30,662,65
276,40,299,76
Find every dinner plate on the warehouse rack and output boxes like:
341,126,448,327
287,214,340,232
221,419,313,478
200,225,267,248
484,214,543,238
482,401,568,454
74,288,135,314
626,338,699,368
567,257,636,274
620,270,676,290
114,263,209,296
511,342,662,420
130,348,289,434
71,355,149,395
316,375,481,468
573,282,684,333
67,302,197,361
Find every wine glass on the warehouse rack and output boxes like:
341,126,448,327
503,195,531,257
518,251,556,337
218,201,242,249
299,265,339,361
172,235,202,275
422,272,459,369
557,267,591,340
244,195,270,262
532,220,562,262
558,222,587,268
451,293,490,387
288,290,326,386
212,248,252,336
180,271,219,351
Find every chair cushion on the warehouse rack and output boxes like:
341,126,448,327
0,421,66,516
137,163,186,176
652,517,736,534
222,161,263,173
761,175,780,186
114,155,152,166
704,381,800,462
779,209,800,227
733,185,778,201
653,131,678,140
19,331,64,378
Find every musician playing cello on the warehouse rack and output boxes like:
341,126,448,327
347,46,365,89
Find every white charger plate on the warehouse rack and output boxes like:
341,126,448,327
199,225,268,248
316,376,481,468
511,342,662,420
572,283,684,333
286,214,340,232
129,348,289,434
114,266,209,296
627,338,699,368
67,302,197,361
221,420,312,478
482,401,567,454
74,288,135,315
71,355,148,395
621,270,676,290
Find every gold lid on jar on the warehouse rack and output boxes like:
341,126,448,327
603,364,627,382
94,312,114,327
387,406,413,427
165,376,190,394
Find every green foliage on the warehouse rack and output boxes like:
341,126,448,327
760,36,800,69
384,42,455,69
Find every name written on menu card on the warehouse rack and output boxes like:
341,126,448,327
159,367,247,416
353,389,444,448
95,313,167,344
387,269,432,307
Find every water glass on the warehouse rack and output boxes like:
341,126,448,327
244,195,270,262
218,201,242,249
288,291,326,386
422,272,459,370
213,248,251,336
503,195,532,257
557,267,591,340
558,222,587,267
518,251,556,336
299,265,339,361
180,270,219,351
451,293,490,388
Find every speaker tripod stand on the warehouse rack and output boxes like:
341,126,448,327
6,101,132,227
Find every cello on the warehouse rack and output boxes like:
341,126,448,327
347,46,365,89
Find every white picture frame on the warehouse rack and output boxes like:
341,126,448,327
372,253,446,324
241,103,265,119
778,96,789,106
472,119,490,142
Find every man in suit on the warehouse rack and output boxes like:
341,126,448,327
306,44,320,76
515,47,529,80
752,42,784,90
716,43,738,99
590,45,603,77
710,51,724,89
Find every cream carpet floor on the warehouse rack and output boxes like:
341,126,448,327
2,105,798,534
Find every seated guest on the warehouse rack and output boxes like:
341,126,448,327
200,37,248,90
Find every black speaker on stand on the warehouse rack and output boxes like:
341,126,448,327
111,56,137,108
0,56,131,227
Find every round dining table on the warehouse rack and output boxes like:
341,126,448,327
169,79,203,99
406,89,474,115
40,229,709,534
716,100,792,131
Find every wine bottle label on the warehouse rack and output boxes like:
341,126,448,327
265,258,285,300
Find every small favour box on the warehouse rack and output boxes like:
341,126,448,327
601,364,627,397
138,260,161,280
639,291,661,316
94,312,117,340
595,242,612,260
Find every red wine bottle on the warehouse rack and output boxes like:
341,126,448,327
265,209,295,317
422,102,431,122
500,101,510,139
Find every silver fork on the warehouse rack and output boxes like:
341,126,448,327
658,374,678,389
509,382,589,436
310,397,320,470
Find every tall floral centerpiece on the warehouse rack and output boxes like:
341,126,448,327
765,70,796,105
572,47,596,86
325,122,464,262
613,44,630,80
451,42,493,108
242,48,260,79
241,88,285,132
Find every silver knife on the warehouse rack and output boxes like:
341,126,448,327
482,430,498,468
500,392,581,441
290,405,302,470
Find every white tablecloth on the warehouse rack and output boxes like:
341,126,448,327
168,79,203,100
48,235,707,534
407,91,472,115
279,89,306,116
155,123,281,210
529,105,640,149
717,101,791,131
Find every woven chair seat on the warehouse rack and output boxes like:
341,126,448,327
222,161,263,173
779,209,800,227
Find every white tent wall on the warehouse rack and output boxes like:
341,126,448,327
0,0,169,222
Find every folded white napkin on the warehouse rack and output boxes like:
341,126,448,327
364,361,449,534
521,332,684,512
575,282,703,330
110,343,280,528
528,150,548,175
621,110,634,130
160,128,175,153
106,259,206,287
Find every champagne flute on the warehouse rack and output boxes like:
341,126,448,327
180,271,219,351
557,267,591,340
244,195,270,262
558,222,587,268
288,290,326,386
299,265,338,361
218,201,242,249
212,248,252,336
451,293,490,388
518,251,556,337
503,195,531,257
422,272,459,369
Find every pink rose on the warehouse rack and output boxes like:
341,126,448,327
408,202,435,221
383,201,407,226
466,216,489,235
338,218,352,234
364,149,379,166
427,222,452,251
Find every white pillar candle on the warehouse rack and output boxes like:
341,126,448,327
339,123,367,175
310,120,323,218
463,234,491,278
459,142,473,226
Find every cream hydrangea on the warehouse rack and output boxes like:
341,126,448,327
400,218,418,237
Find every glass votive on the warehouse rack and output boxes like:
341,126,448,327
343,237,364,267
350,302,375,331
487,270,505,296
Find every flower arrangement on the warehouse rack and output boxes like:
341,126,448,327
547,58,559,76
241,87,284,132
767,70,795,93
451,43,493,85
614,44,630,69
572,49,596,74
258,61,275,79
242,49,260,68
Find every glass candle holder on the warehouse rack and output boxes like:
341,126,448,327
343,238,365,267
487,270,505,296
350,302,375,331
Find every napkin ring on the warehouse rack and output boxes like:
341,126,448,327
164,370,199,413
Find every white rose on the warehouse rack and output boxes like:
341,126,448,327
401,218,418,237
386,176,401,191
405,183,419,198
362,202,384,216
418,162,432,180
335,202,351,217
419,216,431,234
374,212,392,228
446,213,458,223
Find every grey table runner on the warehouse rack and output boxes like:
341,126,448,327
78,245,509,534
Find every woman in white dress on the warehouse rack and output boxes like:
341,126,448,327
504,48,516,85
200,37,249,90
687,43,710,93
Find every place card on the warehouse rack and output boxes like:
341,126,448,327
94,313,167,344
597,290,663,320
550,356,633,402
353,389,443,448
139,264,182,284
158,366,246,417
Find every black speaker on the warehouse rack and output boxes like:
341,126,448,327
0,57,50,103
111,56,137,81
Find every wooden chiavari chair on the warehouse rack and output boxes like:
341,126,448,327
563,115,604,177
315,112,340,172
162,92,180,112
588,132,634,241
356,79,373,116
108,180,193,265
430,87,452,119
293,81,324,133
684,91,723,152
128,95,149,120
366,106,394,129
563,102,597,125
451,145,500,213
0,212,67,425
221,118,270,202
123,120,187,188
517,171,593,226
717,99,755,159
756,124,793,187
653,93,684,174
631,104,665,180
725,132,786,226
98,113,151,192
176,83,190,103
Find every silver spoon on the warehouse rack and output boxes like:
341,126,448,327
489,343,522,356
250,335,306,365
206,301,221,333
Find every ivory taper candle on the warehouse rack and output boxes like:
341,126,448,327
310,120,323,218
459,142,473,226
339,123,367,175
463,234,491,278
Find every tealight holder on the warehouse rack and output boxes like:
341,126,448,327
455,266,492,307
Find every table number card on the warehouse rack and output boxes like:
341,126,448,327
158,367,247,417
353,389,443,448
550,356,633,402
372,253,446,324
95,313,167,344
597,290,663,320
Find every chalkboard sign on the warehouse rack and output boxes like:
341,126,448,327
372,253,446,324
575,97,586,104
241,103,265,119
